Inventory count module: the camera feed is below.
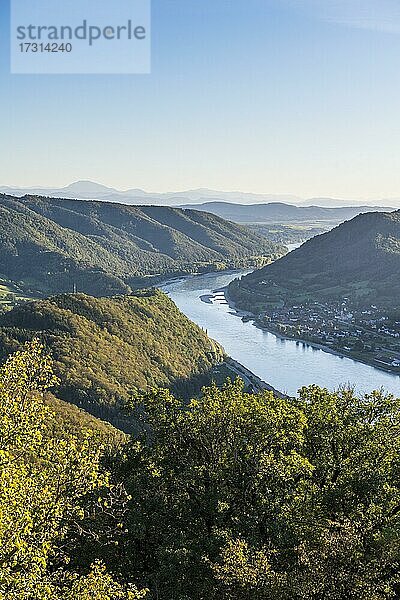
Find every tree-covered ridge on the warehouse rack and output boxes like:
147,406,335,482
231,210,400,308
0,194,285,297
179,200,392,223
0,290,224,429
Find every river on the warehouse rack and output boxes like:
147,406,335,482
161,268,400,398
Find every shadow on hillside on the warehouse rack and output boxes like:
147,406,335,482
57,362,237,435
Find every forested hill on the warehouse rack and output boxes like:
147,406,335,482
0,194,284,297
0,290,224,429
230,210,400,308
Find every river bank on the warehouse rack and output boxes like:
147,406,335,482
161,271,400,397
155,273,288,397
223,286,400,379
224,357,289,398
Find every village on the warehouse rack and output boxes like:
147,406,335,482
258,298,400,373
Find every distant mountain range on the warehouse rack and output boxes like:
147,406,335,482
230,209,400,309
179,202,394,223
0,181,302,206
0,194,283,297
1,180,398,208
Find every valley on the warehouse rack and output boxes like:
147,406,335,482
4,0,400,593
0,194,399,600
1,196,398,400
0,194,284,299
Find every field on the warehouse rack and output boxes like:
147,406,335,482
247,220,334,243
0,277,36,310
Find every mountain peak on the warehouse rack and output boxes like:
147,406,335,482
63,181,117,194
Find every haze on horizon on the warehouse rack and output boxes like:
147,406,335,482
1,0,400,201
1,179,399,208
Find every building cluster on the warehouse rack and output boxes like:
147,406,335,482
259,299,400,371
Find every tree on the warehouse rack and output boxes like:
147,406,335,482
116,381,400,599
0,340,146,599
118,380,311,598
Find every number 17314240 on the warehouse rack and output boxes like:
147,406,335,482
19,43,72,53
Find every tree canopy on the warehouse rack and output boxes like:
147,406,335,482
0,340,146,599
113,380,400,599
1,342,399,599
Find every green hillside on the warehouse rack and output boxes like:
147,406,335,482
44,392,127,447
230,210,400,310
0,194,284,298
0,290,224,429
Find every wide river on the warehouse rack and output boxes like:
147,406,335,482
161,267,400,398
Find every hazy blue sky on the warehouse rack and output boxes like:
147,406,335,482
1,0,400,200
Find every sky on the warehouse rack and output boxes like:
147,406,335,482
1,0,400,202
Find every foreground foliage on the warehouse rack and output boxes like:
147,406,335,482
114,380,400,599
0,341,146,599
1,341,399,598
